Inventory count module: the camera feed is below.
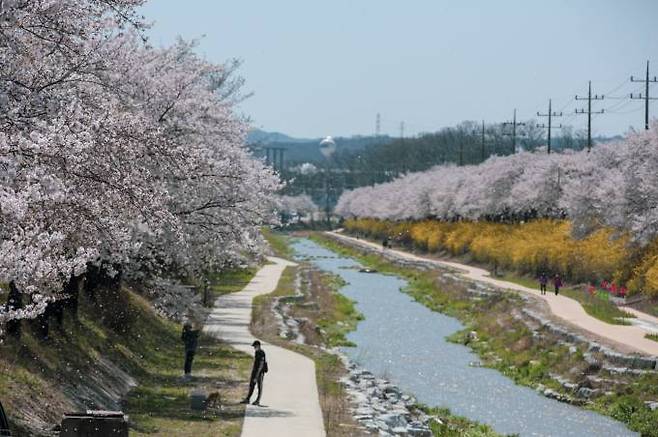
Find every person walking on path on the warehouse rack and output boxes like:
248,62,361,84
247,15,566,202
241,340,268,406
539,272,548,295
553,274,563,296
181,321,200,380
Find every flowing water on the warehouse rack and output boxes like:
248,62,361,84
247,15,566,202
292,238,637,437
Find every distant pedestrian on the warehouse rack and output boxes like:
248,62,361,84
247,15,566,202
241,340,268,406
539,272,548,295
181,322,200,380
553,274,563,296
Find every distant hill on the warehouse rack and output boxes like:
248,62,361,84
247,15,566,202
246,129,314,145
247,129,394,163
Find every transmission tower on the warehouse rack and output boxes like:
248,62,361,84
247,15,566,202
630,60,658,130
575,81,604,152
536,99,563,154
375,113,381,137
502,109,525,154
400,121,405,139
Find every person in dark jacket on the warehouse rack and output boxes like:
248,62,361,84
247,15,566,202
181,322,200,380
539,272,548,295
240,340,267,406
553,274,563,296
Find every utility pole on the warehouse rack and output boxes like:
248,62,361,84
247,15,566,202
481,120,486,161
575,81,604,152
536,99,563,154
630,60,658,130
375,113,381,137
502,109,525,154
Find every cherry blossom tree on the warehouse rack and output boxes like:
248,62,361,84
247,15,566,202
0,0,281,326
336,123,658,246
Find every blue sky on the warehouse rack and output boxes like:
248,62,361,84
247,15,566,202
141,0,658,138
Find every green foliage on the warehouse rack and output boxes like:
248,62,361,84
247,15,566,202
317,275,363,348
208,268,257,297
261,227,294,258
415,405,506,437
646,333,658,343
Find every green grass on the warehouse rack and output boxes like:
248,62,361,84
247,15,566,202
127,330,250,437
646,333,658,343
501,273,635,325
316,275,364,348
416,405,506,437
208,268,257,298
261,227,294,258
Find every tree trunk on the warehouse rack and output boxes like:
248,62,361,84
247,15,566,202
5,281,22,339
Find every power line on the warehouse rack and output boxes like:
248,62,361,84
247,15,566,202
502,108,526,154
630,60,658,130
536,98,563,154
575,81,605,152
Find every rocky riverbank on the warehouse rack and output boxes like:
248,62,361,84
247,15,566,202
337,355,433,436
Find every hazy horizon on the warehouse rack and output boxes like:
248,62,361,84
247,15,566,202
141,1,658,139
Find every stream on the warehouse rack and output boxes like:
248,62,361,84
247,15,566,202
292,238,637,437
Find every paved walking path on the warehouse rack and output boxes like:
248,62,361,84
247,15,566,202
204,257,326,437
328,231,658,356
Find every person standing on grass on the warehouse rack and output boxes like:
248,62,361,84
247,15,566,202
241,340,268,406
181,321,200,380
539,272,548,295
553,274,563,296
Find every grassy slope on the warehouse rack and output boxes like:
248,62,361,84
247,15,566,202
0,280,253,437
313,233,658,437
127,267,258,436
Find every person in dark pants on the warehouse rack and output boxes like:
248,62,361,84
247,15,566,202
241,340,267,406
539,272,548,295
181,322,199,380
553,274,563,296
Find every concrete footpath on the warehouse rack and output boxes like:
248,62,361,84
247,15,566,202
204,257,326,437
328,231,658,357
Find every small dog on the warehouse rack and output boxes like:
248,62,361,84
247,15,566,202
205,391,221,409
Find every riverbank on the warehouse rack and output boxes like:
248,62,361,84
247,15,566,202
314,232,658,436
258,232,506,436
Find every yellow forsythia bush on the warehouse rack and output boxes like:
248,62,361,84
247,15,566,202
626,240,658,297
345,218,631,286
